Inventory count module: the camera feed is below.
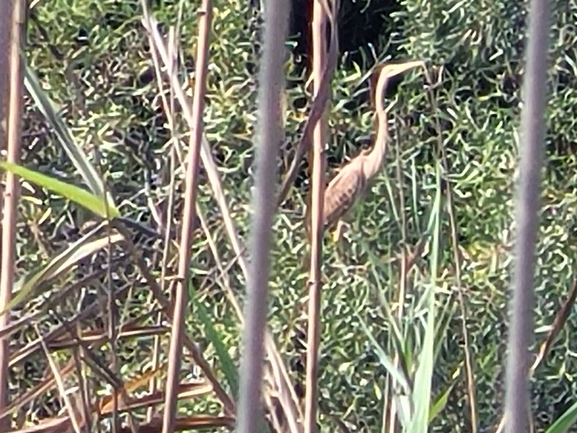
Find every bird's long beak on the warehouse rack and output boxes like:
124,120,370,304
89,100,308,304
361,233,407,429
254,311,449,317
376,60,427,113
379,60,426,79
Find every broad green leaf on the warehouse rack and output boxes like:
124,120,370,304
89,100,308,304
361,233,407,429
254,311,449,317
544,400,577,433
0,162,120,219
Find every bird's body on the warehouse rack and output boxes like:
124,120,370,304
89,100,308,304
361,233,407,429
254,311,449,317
322,154,367,227
314,61,425,240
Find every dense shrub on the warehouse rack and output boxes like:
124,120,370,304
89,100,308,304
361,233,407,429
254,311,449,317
13,0,577,430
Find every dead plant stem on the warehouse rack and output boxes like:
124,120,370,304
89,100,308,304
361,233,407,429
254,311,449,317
161,2,213,432
0,1,26,429
304,1,332,432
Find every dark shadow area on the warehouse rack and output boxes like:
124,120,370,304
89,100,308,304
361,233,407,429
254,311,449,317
288,0,401,74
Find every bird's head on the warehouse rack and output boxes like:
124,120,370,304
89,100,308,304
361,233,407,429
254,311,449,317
372,60,427,118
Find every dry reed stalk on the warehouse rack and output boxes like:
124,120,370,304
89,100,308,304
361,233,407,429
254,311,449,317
425,68,480,432
275,16,339,209
141,13,303,433
0,1,26,430
160,2,214,431
304,1,336,432
146,27,180,424
504,0,550,431
236,1,291,432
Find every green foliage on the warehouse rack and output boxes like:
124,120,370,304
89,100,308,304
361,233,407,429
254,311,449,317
0,162,119,219
1,221,123,317
11,0,577,431
545,400,577,433
390,0,577,430
195,298,240,400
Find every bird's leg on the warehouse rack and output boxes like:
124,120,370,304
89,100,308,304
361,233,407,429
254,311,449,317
332,219,347,243
332,219,351,263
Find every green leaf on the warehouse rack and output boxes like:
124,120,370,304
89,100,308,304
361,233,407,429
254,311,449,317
0,162,120,219
0,224,124,317
196,300,239,400
544,400,577,433
356,313,412,396
428,382,455,424
23,63,116,206
407,164,443,433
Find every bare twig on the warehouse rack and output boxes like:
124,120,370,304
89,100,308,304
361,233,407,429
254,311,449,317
35,326,83,433
142,9,184,424
160,6,213,430
0,1,26,430
504,0,551,431
141,13,303,432
304,1,336,432
195,206,289,433
111,224,235,414
275,3,339,209
531,272,577,372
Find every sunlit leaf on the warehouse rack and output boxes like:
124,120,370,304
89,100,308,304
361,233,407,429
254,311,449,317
0,162,120,219
544,401,577,433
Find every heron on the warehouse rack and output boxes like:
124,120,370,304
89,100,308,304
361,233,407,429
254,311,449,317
307,60,426,242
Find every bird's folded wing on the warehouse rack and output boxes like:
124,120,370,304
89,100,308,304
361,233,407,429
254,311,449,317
322,165,366,228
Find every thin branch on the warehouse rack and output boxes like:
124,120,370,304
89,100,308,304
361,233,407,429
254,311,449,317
426,66,479,432
304,1,337,432
141,13,303,432
0,1,27,430
161,3,214,432
275,9,339,209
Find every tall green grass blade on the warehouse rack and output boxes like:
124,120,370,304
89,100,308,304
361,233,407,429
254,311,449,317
0,162,120,219
407,165,443,433
361,239,410,378
356,313,412,396
433,297,456,364
0,224,123,316
544,400,577,433
196,300,239,400
24,63,115,205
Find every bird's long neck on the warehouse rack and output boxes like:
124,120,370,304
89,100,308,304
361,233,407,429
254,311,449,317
363,72,391,178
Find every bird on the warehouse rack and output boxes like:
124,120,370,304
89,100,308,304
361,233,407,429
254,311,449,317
307,60,426,242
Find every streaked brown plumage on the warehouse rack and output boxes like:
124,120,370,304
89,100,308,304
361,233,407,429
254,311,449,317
320,61,425,235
